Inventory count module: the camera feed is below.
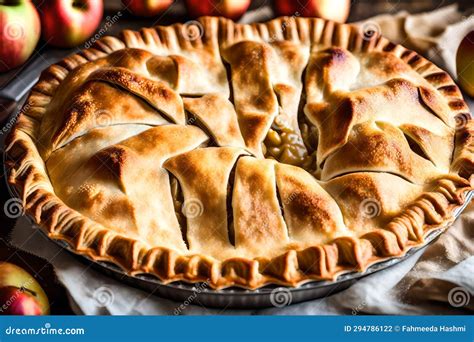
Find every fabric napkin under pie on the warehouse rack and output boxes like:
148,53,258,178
10,4,474,315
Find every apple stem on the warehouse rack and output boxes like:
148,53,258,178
72,0,88,10
0,0,25,6
19,286,38,298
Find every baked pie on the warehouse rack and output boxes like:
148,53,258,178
6,17,474,289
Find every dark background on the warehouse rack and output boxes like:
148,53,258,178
0,0,471,314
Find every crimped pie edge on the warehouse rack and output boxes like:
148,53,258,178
5,16,474,290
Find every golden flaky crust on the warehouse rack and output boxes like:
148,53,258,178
6,17,474,289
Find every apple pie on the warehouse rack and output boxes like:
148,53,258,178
6,17,473,289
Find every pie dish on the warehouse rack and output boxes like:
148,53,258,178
6,16,474,290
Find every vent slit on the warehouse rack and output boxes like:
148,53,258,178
263,74,314,170
274,179,290,240
225,156,243,247
417,87,450,128
169,174,189,250
221,58,245,142
297,62,318,171
403,132,435,166
97,79,179,124
328,170,416,184
49,123,156,160
183,109,217,147
223,60,234,104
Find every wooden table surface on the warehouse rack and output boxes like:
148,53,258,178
0,0,471,315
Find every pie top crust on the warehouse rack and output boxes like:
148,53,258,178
6,17,474,289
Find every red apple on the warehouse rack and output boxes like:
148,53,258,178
274,0,350,23
0,262,49,315
456,31,474,98
38,0,103,48
185,0,250,20
0,286,42,315
0,0,40,72
122,0,173,17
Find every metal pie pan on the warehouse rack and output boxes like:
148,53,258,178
51,227,453,309
34,209,473,309
4,142,474,309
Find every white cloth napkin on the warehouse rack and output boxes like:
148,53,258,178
9,5,474,315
